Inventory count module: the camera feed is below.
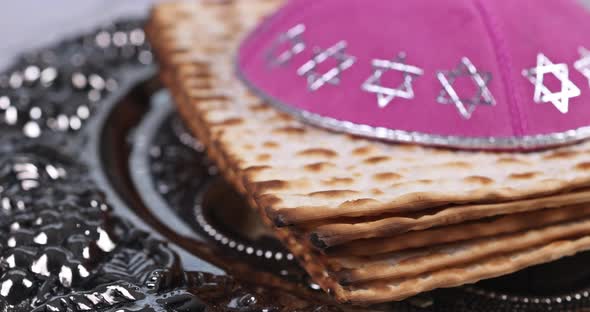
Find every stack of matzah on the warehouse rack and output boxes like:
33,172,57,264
147,0,590,304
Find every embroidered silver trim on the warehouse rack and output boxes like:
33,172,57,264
575,47,590,88
265,24,306,67
437,57,495,119
361,53,424,108
297,41,355,91
522,53,581,114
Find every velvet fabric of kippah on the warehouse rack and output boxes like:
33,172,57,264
237,0,590,150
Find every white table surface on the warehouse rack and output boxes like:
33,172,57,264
1,0,589,69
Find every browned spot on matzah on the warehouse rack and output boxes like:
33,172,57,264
352,146,373,156
297,148,338,158
252,180,289,193
249,103,271,112
576,162,590,171
442,161,472,169
268,115,292,122
272,126,306,135
305,162,336,172
430,149,452,155
464,176,494,185
371,188,384,195
309,190,359,199
189,74,211,82
338,198,381,209
488,258,510,266
363,156,391,165
322,177,354,186
243,165,271,175
243,144,254,150
216,117,243,126
176,62,206,74
185,78,212,89
373,172,403,182
543,150,578,160
509,172,542,180
397,144,419,151
263,141,279,148
277,111,294,120
345,134,364,141
257,154,271,162
190,93,228,101
496,157,528,165
391,180,433,188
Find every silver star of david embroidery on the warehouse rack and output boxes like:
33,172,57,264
265,24,306,67
361,53,424,108
522,53,581,114
436,57,495,119
575,47,590,88
297,41,356,91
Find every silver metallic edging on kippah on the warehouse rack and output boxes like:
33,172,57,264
235,58,590,151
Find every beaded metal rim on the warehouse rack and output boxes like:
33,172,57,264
170,116,206,152
194,201,295,262
464,285,590,306
235,62,590,151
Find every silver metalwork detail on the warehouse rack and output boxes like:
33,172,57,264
575,47,590,88
522,53,581,114
361,53,424,108
194,204,294,262
437,57,495,119
297,41,355,91
265,24,306,67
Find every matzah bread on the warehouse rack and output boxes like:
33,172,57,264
151,3,590,227
340,235,590,303
281,218,590,303
326,203,590,256
330,215,590,284
147,0,590,303
308,190,590,248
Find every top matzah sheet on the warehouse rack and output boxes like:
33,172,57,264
237,130,590,225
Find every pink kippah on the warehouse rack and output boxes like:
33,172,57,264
237,0,590,150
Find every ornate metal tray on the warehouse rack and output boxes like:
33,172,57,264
2,19,590,312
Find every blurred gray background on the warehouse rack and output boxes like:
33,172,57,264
1,0,589,69
0,1,158,69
